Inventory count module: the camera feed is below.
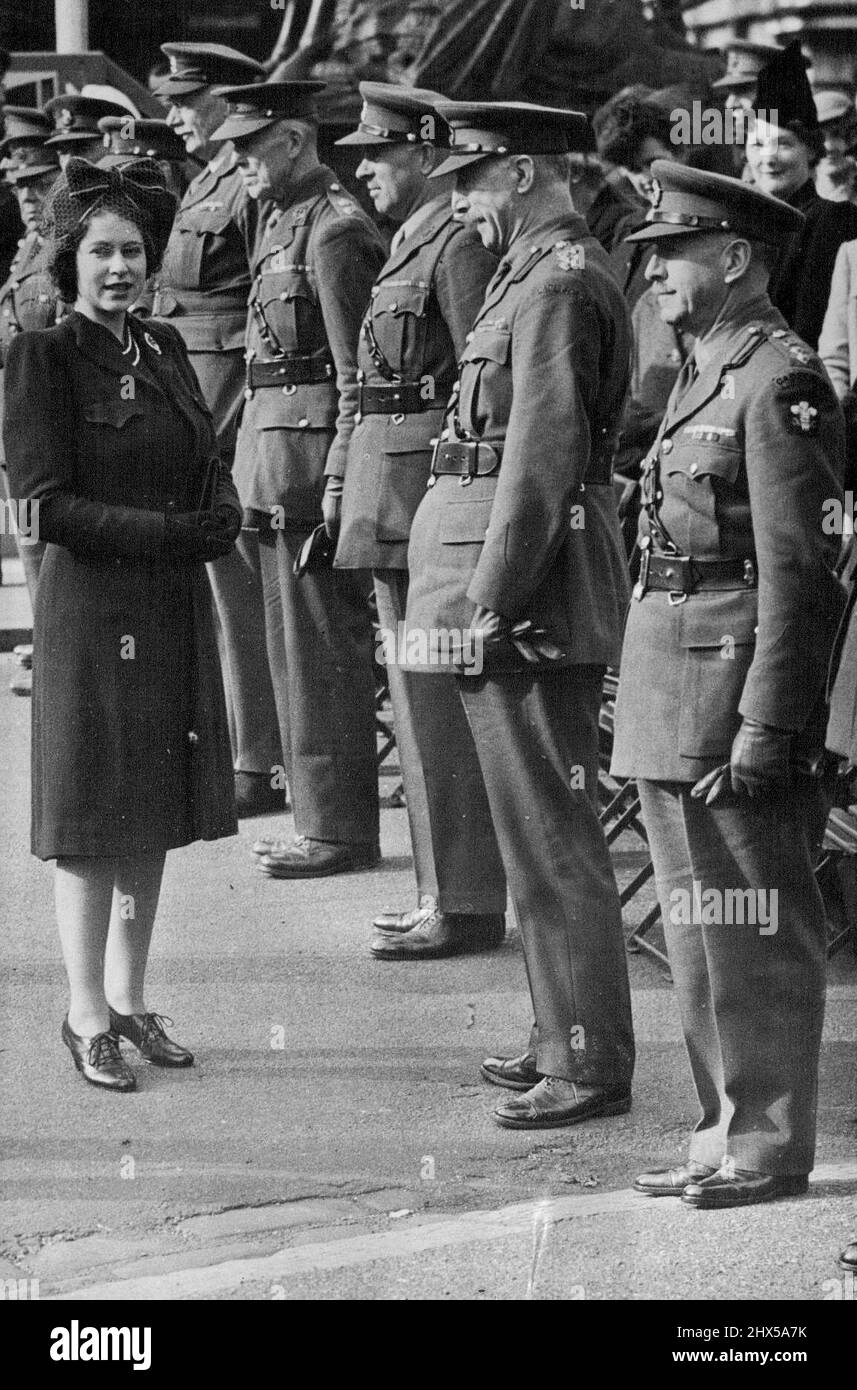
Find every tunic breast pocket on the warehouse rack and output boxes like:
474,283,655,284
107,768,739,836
257,272,316,354
368,282,429,376
663,440,743,547
457,328,511,436
677,597,758,758
162,204,234,289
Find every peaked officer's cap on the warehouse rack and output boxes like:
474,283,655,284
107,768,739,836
429,101,590,178
97,117,187,167
156,42,265,98
625,160,804,244
211,82,326,144
712,39,783,91
44,95,132,147
336,82,446,146
0,106,54,153
3,141,61,183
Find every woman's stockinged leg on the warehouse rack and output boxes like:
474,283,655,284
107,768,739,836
55,856,115,1036
103,851,167,1016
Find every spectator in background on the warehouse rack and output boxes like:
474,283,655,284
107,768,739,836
814,89,857,205
746,42,857,350
0,48,24,285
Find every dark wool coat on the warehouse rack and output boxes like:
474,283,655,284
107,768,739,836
3,311,240,858
769,179,857,351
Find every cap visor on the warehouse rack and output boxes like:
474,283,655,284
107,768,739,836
8,164,58,182
210,114,276,143
711,74,758,89
334,130,397,146
429,151,490,179
152,77,207,98
45,133,102,146
624,221,720,242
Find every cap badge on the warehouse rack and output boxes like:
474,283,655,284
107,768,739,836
789,400,818,433
58,108,74,129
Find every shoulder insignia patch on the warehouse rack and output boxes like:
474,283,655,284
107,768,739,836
787,399,819,434
554,241,585,271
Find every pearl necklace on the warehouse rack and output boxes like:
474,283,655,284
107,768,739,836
121,319,141,367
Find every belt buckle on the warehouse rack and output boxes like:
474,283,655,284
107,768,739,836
668,591,688,606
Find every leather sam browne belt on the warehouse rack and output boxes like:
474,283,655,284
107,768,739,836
357,381,454,417
246,353,335,392
635,545,757,599
429,438,616,485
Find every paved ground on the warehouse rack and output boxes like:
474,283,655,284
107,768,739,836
1,561,856,1303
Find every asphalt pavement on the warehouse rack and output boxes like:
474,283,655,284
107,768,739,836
1,560,856,1303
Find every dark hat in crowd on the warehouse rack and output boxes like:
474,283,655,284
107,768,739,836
0,106,54,153
3,141,61,184
752,41,820,139
429,101,590,178
41,157,177,262
44,95,133,149
335,82,445,146
97,117,188,167
211,82,326,144
712,39,783,92
156,42,265,98
625,159,804,245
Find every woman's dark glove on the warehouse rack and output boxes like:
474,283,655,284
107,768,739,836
213,505,242,544
164,512,233,562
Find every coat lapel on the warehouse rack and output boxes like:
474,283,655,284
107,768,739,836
377,199,449,281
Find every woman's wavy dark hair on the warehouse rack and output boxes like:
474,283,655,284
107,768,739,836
47,206,159,304
592,85,676,171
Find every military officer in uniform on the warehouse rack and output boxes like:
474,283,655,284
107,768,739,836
43,94,133,167
612,162,845,1207
97,116,194,200
406,102,635,1127
153,43,284,818
331,83,506,957
212,83,387,877
0,124,62,691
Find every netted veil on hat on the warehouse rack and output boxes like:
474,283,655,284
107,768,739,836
41,157,177,262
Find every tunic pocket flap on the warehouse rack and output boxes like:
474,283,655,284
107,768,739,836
259,273,313,309
181,204,234,236
666,441,741,483
440,498,494,544
680,605,757,650
83,399,144,430
461,328,511,366
373,284,429,317
254,388,338,431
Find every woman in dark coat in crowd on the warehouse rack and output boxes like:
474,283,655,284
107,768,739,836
3,158,241,1091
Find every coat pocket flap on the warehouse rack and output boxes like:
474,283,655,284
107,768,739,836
180,204,234,236
259,273,313,309
440,498,494,544
461,328,512,366
83,399,144,430
377,409,443,455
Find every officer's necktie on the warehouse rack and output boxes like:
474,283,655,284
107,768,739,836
671,352,698,407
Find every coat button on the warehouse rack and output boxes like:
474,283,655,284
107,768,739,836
330,183,341,192
297,418,309,427
187,731,199,745
388,302,397,311
689,463,698,474
661,439,673,454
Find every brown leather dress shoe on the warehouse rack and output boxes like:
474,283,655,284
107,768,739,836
372,896,438,932
62,1016,136,1092
634,1161,717,1196
480,1050,543,1091
493,1076,631,1130
370,910,504,960
838,1241,857,1273
682,1167,809,1209
255,835,380,878
109,1009,194,1068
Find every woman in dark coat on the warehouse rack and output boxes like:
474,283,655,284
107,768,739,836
3,158,241,1092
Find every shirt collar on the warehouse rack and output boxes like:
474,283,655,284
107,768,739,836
693,292,775,374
